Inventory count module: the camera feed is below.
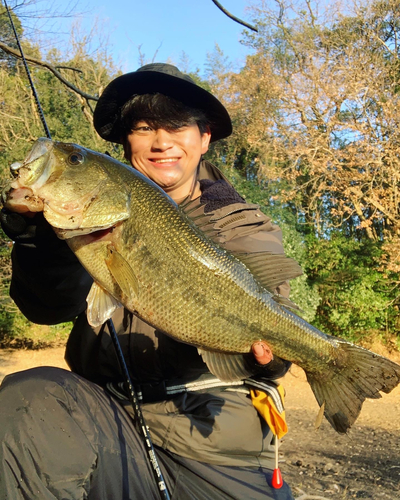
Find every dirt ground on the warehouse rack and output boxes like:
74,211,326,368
0,346,399,500
282,362,400,500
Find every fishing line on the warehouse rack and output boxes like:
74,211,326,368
4,3,170,498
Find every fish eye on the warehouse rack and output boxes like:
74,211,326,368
68,152,84,165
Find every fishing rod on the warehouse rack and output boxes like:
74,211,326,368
4,0,51,139
4,2,170,498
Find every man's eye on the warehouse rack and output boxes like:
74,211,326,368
132,125,153,132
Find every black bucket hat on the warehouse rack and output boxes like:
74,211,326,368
93,63,232,144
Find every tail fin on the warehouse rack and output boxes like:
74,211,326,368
306,342,400,433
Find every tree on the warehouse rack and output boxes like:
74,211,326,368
0,17,123,179
0,1,23,70
0,7,123,344
231,0,400,245
204,0,400,342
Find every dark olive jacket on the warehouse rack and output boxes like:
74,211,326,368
9,160,293,468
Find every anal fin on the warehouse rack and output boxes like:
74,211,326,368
198,349,255,382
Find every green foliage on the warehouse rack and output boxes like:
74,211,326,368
35,70,94,145
207,0,400,348
1,313,72,348
0,7,118,345
0,225,72,347
305,232,399,341
0,228,15,337
278,222,321,323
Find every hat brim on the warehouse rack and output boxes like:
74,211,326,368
93,71,232,143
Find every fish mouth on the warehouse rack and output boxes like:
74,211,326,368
9,138,53,187
2,138,54,212
2,186,44,213
21,138,52,167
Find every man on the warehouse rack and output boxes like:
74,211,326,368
0,63,295,499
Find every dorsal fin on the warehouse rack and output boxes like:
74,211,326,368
271,293,301,311
180,198,303,293
235,252,303,292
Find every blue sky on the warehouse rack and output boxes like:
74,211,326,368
22,0,257,75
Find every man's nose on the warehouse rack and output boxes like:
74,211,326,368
151,129,174,150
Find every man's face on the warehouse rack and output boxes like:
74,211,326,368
123,122,211,198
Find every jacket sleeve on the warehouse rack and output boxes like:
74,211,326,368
10,232,92,325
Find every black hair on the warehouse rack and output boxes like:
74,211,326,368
119,93,210,140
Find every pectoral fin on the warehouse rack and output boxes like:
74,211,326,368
105,245,139,299
86,282,122,327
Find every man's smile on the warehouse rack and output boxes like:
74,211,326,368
149,157,180,165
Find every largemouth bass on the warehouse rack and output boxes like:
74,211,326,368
3,138,400,433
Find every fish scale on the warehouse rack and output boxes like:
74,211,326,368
3,137,400,434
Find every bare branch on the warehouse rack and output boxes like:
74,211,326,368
370,32,399,59
0,41,98,102
134,42,163,66
55,66,84,74
210,0,258,33
151,42,163,64
349,187,400,230
137,43,146,67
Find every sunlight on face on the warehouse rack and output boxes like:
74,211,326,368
124,122,211,201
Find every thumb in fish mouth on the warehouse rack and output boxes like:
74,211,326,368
3,186,44,213
252,341,274,365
